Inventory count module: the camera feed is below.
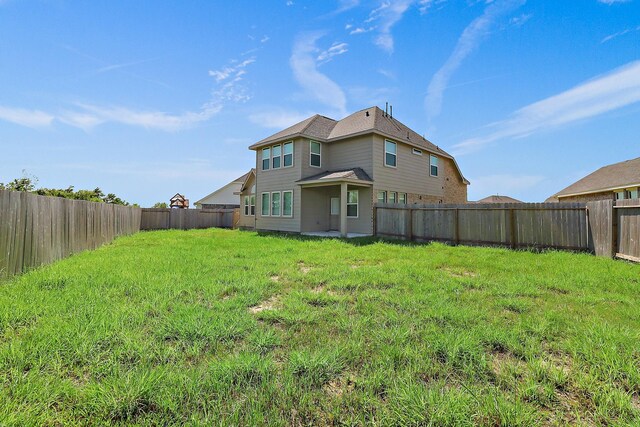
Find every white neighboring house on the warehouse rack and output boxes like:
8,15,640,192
194,170,254,209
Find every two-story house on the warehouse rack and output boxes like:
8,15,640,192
240,106,469,236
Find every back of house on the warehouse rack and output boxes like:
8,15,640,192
240,106,469,236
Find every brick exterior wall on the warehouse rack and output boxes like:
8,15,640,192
442,158,467,203
555,191,615,203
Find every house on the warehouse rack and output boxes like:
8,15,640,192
547,157,640,202
194,170,254,209
474,195,522,203
241,106,469,236
169,193,189,209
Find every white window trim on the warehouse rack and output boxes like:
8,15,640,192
399,193,407,204
283,141,294,168
271,191,281,217
244,195,250,216
430,154,438,177
310,140,321,168
282,190,293,218
347,190,359,218
261,192,270,216
384,140,397,168
330,197,339,215
377,190,387,204
389,191,397,204
272,144,282,169
412,148,423,156
250,194,255,216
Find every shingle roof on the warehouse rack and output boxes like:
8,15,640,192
252,114,337,146
297,168,372,183
474,195,523,203
552,157,640,198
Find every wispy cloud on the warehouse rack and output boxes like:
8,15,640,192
290,32,347,115
317,42,349,65
0,106,54,128
453,60,640,154
597,0,631,4
248,108,313,129
209,58,256,83
601,25,640,43
425,0,525,121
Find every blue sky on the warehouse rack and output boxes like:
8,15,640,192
1,0,638,205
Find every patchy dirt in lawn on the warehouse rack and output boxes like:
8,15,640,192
324,374,356,398
249,296,280,313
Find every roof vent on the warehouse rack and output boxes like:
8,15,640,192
407,131,410,139
365,111,370,117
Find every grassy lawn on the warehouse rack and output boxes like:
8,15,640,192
1,229,640,426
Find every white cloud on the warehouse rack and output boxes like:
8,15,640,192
510,13,532,26
0,106,54,128
260,35,270,43
368,0,414,53
597,0,631,4
601,25,640,43
208,58,256,83
248,109,313,129
425,0,525,121
290,32,347,115
453,60,640,154
317,42,349,64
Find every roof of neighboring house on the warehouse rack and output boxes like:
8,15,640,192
296,168,373,185
239,168,256,192
194,170,253,206
250,106,469,184
474,195,523,203
551,157,640,199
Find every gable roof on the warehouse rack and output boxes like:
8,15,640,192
552,157,640,199
194,170,253,205
297,167,373,184
249,106,469,184
474,195,523,203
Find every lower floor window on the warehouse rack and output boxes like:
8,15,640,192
261,193,270,216
271,192,281,216
347,190,358,218
244,195,256,216
282,191,293,217
389,192,397,204
377,191,386,203
399,193,407,204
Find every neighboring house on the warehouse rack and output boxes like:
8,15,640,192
194,170,253,209
243,106,469,236
474,195,522,203
547,157,640,202
170,193,189,209
237,169,257,229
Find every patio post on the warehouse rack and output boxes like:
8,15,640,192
340,182,348,237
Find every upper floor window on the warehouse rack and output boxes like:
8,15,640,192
384,140,397,167
310,141,321,167
283,142,293,167
262,148,270,171
272,144,282,169
412,148,422,156
430,155,438,177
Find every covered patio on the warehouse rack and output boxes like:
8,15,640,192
297,168,373,237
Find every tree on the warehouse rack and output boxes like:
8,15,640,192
0,170,38,192
151,202,168,208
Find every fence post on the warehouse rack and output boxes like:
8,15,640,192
407,208,413,241
373,205,377,236
454,208,459,245
509,208,516,249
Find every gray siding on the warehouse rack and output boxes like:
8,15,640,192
238,173,256,228
300,185,373,234
254,139,302,232
371,134,444,197
326,135,374,178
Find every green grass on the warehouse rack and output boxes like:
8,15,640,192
1,229,640,426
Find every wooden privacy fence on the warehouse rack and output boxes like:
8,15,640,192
140,208,237,230
375,202,590,251
0,189,141,278
375,201,640,261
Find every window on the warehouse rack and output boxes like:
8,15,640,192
283,142,293,167
250,195,255,215
310,141,321,167
261,193,270,216
630,188,639,200
347,190,358,218
377,191,387,204
244,196,250,216
399,193,407,204
389,192,397,204
262,148,270,171
272,144,282,169
384,140,397,167
412,148,422,156
430,155,438,177
271,192,281,216
616,191,625,200
330,197,339,215
282,191,293,217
